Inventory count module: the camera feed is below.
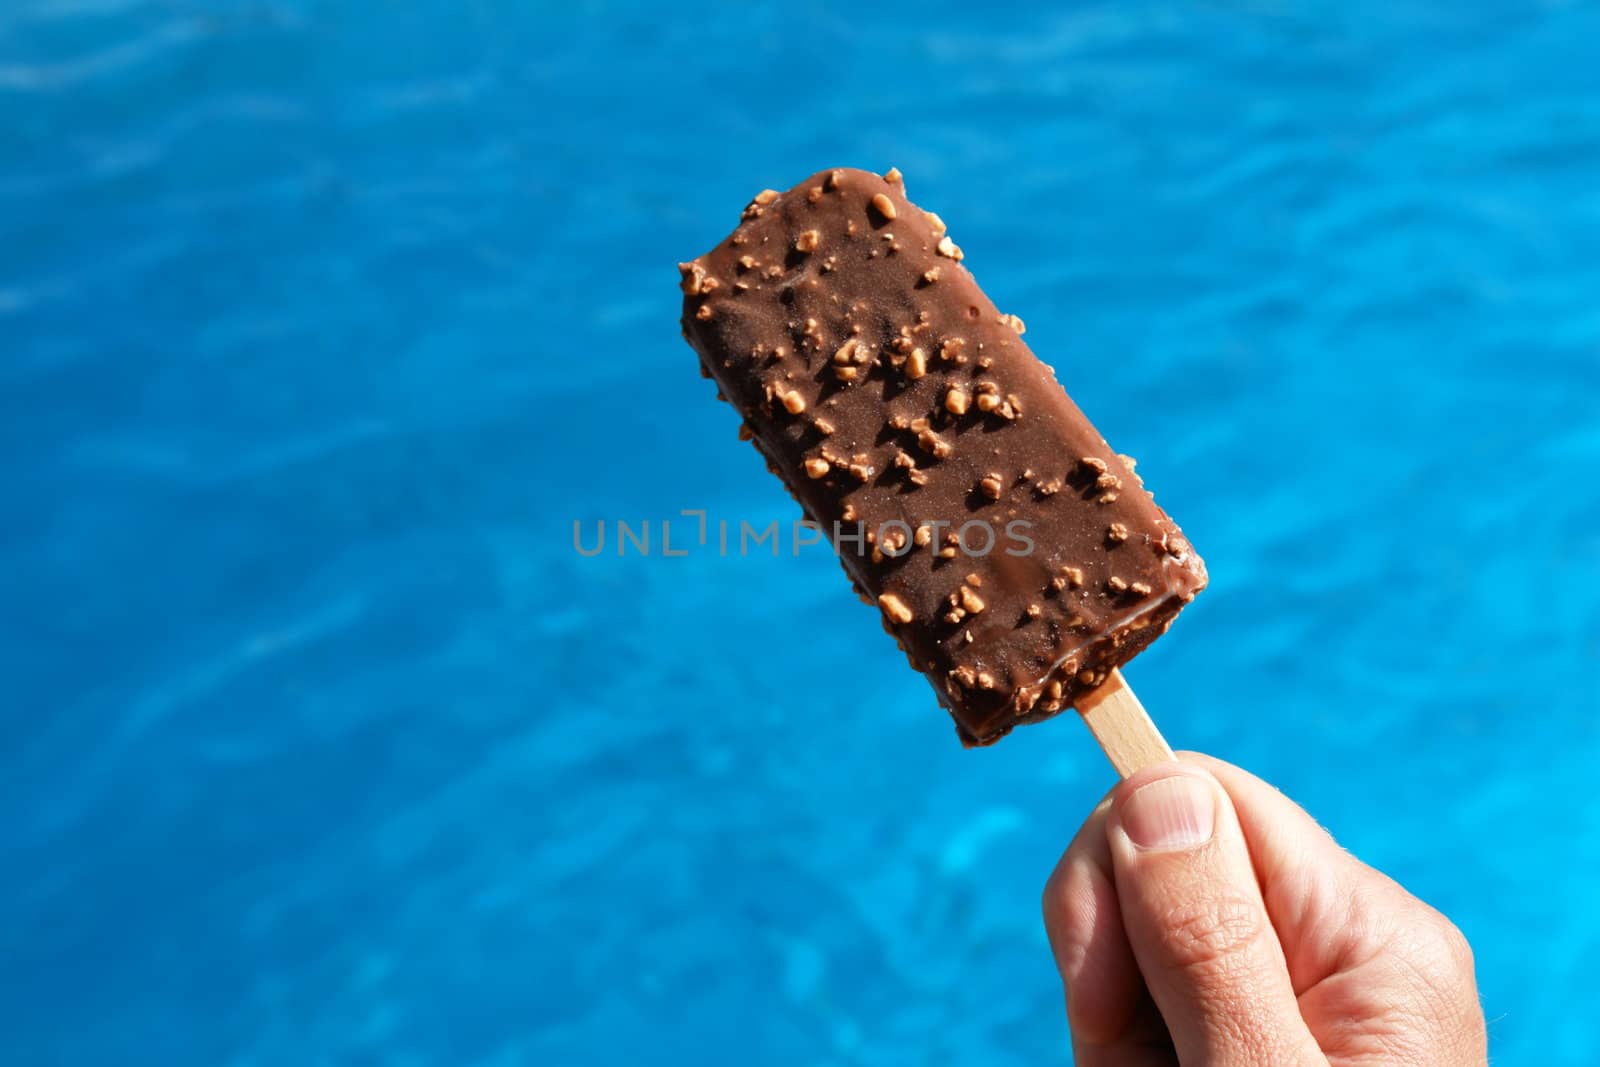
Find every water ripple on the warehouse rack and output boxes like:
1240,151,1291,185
0,18,201,91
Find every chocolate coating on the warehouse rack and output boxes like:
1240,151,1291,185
680,168,1206,745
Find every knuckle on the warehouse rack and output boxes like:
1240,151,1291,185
1438,917,1476,973
1041,866,1067,924
1370,907,1484,1050
1380,952,1485,1061
1408,904,1477,978
1044,797,1114,929
1157,893,1267,979
1041,857,1095,942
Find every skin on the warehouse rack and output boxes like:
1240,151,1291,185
1041,754,1487,1066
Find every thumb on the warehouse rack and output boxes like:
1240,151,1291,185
1106,762,1322,1067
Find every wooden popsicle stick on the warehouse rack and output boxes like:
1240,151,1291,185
1074,669,1175,777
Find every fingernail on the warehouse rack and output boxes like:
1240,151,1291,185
1118,771,1216,851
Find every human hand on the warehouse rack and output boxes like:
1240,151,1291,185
1042,755,1486,1065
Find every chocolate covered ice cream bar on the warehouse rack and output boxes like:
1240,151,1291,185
679,167,1206,755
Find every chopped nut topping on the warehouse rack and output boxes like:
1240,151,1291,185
914,524,933,546
938,546,957,558
870,193,898,221
998,313,1026,334
794,229,820,253
737,255,756,272
884,166,903,185
678,261,710,295
813,416,835,435
906,347,928,379
779,389,806,415
825,169,843,190
1130,581,1153,596
960,586,986,614
694,304,713,321
1078,669,1096,684
939,337,966,362
944,386,969,415
1081,456,1109,473
804,457,831,479
978,474,1003,500
834,365,860,382
917,429,952,458
742,189,780,220
1108,523,1128,543
976,671,996,690
807,185,824,203
965,573,982,587
1062,566,1084,587
1097,492,1120,504
1025,603,1043,619
1118,454,1137,470
1097,472,1122,490
878,593,914,624
833,338,861,365
846,458,874,481
923,210,946,236
1107,576,1128,592
922,267,941,284
936,236,964,260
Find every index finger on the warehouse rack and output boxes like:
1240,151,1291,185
1042,791,1173,1064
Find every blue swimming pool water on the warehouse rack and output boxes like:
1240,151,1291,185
3,2,1597,1063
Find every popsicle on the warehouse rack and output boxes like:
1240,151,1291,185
679,167,1206,769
